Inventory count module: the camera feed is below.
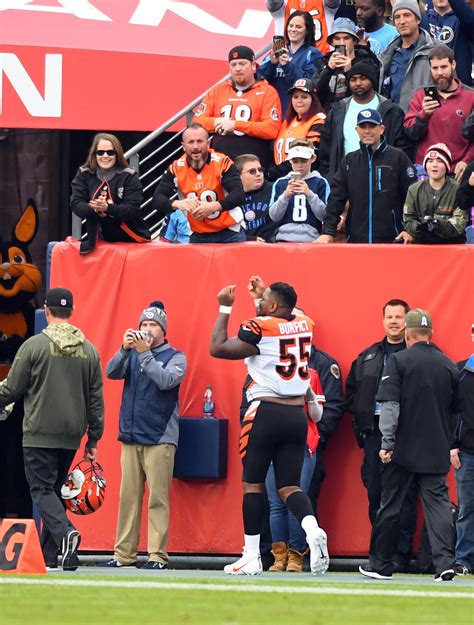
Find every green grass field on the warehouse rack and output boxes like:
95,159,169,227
1,574,472,625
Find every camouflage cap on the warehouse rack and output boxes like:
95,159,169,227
405,308,432,330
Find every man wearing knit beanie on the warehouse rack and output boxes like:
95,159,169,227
392,0,421,20
318,60,407,183
398,142,468,244
139,301,167,336
102,302,187,570
381,0,434,112
346,61,377,89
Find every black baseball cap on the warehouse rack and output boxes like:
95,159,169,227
288,78,315,94
228,45,256,62
45,287,73,309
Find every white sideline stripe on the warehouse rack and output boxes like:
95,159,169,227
0,577,471,599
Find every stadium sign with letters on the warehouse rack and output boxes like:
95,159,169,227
0,0,273,130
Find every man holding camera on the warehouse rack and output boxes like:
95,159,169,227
404,44,474,181
99,302,186,570
402,144,468,244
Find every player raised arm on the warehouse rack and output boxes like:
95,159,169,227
210,285,259,360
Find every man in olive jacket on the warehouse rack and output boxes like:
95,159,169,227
0,288,104,571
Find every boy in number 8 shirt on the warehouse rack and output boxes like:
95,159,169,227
210,275,329,576
270,140,330,241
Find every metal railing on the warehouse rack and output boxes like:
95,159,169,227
72,43,271,241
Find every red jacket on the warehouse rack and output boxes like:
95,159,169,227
404,81,474,171
306,368,325,453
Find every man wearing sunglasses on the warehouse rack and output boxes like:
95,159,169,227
234,155,276,242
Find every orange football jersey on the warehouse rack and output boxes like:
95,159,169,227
193,80,281,140
169,150,243,233
274,112,326,164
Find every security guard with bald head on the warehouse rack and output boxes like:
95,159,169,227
359,308,462,582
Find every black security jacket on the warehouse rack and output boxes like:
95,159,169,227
345,338,406,437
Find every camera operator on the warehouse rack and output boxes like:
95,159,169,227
401,144,468,244
98,301,187,570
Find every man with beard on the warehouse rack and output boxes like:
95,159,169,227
152,123,246,243
355,0,397,52
404,44,474,182
319,61,408,183
193,46,281,169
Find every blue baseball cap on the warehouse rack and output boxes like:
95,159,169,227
356,109,383,126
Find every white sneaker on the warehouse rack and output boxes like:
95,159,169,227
309,528,329,575
224,549,263,576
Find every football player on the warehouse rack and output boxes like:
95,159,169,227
210,276,330,576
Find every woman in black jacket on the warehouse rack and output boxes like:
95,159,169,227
71,133,150,254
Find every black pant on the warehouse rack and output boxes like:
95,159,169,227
239,407,272,566
362,431,417,561
23,447,77,566
241,402,307,487
369,462,455,576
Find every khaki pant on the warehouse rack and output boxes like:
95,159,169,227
114,443,175,565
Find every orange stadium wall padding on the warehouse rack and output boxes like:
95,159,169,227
50,239,474,556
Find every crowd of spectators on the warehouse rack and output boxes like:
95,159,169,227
43,0,474,576
71,0,473,249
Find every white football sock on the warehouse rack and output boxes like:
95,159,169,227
301,515,320,540
244,534,261,555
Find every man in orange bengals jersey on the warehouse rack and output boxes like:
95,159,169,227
193,46,281,169
152,123,246,243
267,0,342,55
210,276,329,576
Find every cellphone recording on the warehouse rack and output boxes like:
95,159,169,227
289,171,302,181
334,44,346,56
424,86,440,103
130,330,152,342
272,35,286,57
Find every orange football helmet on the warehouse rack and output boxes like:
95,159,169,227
61,461,106,515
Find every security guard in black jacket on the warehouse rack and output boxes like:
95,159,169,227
360,309,462,582
345,298,417,571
